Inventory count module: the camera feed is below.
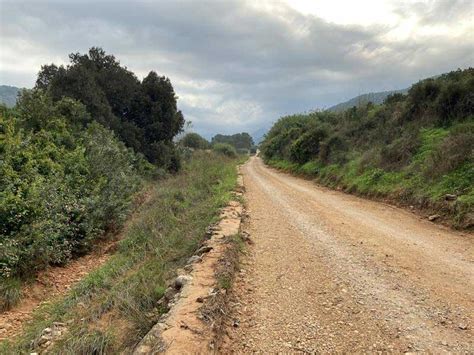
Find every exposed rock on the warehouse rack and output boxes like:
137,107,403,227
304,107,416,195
187,255,202,264
445,194,457,201
42,327,52,335
196,245,213,255
174,275,193,290
428,214,440,221
164,287,176,300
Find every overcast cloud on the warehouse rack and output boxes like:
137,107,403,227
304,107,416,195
1,0,473,137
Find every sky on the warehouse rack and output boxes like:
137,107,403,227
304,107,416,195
1,0,473,138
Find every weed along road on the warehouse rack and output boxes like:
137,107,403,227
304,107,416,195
225,156,473,353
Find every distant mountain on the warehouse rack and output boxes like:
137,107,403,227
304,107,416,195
252,126,270,145
327,88,408,112
0,85,21,107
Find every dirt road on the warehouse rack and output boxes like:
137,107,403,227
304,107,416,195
225,157,473,353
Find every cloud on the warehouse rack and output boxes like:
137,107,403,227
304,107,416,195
1,0,472,137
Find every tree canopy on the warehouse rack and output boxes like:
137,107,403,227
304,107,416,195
180,132,210,150
36,47,184,167
211,132,254,151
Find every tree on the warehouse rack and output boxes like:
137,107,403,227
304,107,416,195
180,132,210,149
211,132,254,150
35,47,185,168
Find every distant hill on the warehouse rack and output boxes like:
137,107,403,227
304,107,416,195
252,126,269,145
0,85,21,107
328,88,408,112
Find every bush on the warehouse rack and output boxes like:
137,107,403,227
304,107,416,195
0,92,145,288
423,122,474,179
179,132,210,150
289,127,327,164
212,143,237,157
35,48,185,166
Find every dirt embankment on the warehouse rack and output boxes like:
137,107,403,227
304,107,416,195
223,157,473,353
0,241,115,341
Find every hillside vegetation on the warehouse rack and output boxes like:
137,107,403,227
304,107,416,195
1,152,239,353
0,48,187,311
327,88,408,112
261,68,474,228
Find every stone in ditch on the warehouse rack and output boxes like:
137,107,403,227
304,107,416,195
164,287,176,300
187,255,201,264
196,245,213,255
174,275,193,289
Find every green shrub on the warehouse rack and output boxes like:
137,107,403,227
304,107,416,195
289,127,327,164
0,92,145,289
213,143,237,157
179,132,210,150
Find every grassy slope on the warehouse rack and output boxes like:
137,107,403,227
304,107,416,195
1,151,240,354
266,123,473,228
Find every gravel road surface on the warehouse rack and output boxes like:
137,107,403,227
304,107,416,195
225,157,473,353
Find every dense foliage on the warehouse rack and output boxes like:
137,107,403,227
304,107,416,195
211,132,254,153
179,132,210,150
36,47,184,169
261,68,474,227
0,91,153,305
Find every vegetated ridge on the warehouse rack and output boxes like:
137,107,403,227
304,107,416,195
327,88,408,112
260,68,474,228
1,46,243,353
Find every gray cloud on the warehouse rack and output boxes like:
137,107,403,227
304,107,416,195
1,0,473,138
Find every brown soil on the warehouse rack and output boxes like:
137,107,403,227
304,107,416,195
223,156,473,353
0,242,114,341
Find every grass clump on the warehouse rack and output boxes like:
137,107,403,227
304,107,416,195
0,278,21,312
1,151,239,354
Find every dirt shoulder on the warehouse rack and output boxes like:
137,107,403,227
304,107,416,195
223,157,473,353
134,172,245,354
